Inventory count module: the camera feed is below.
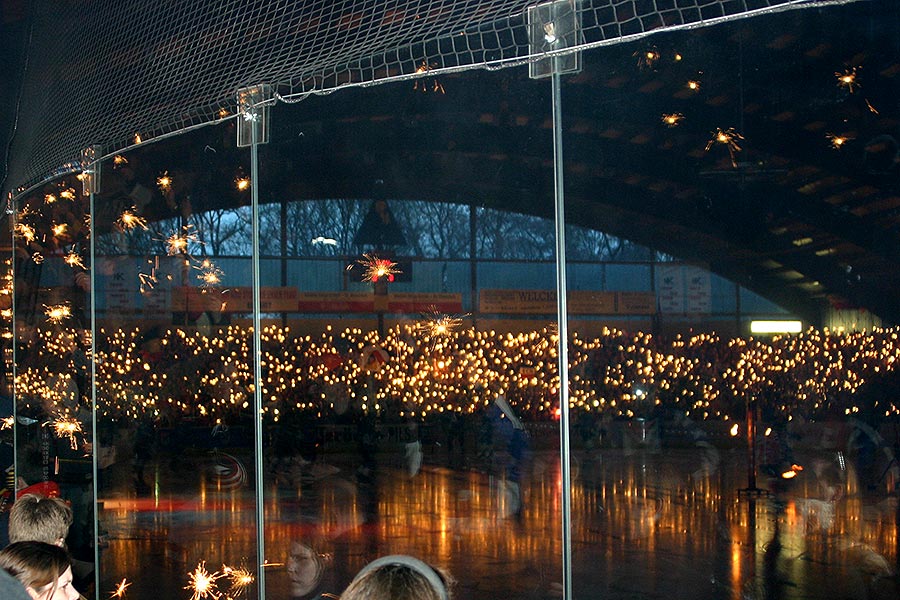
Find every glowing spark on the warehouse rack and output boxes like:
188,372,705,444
134,133,142,144
116,209,148,231
358,254,400,283
674,53,683,61
113,155,129,167
138,272,157,293
222,565,254,594
45,193,57,204
15,223,35,243
196,260,223,288
64,251,86,270
835,66,860,93
44,303,71,323
52,223,68,237
865,98,879,114
109,578,131,598
661,113,684,127
705,127,744,167
635,47,660,69
165,227,199,256
686,79,701,91
1,308,11,319
413,61,445,94
1,416,13,430
185,561,225,600
31,252,44,264
729,423,739,436
235,177,251,191
218,108,229,118
59,188,76,201
52,417,83,450
826,133,852,149
416,309,464,338
157,172,173,193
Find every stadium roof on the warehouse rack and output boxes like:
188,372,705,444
3,0,899,325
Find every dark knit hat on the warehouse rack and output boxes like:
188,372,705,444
0,566,32,600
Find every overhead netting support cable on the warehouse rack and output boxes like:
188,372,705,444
4,0,863,198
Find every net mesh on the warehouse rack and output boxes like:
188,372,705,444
4,0,861,196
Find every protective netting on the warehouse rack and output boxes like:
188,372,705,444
4,0,861,197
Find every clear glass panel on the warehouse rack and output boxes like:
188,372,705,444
88,124,260,598
564,5,899,600
256,70,560,598
11,174,96,592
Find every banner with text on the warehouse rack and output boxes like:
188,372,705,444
479,289,649,315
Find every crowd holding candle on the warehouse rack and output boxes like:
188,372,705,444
10,322,900,429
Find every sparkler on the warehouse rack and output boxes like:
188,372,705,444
44,303,71,323
45,193,58,204
705,127,744,167
165,226,199,256
686,79,701,91
15,223,35,243
1,416,13,430
59,188,76,201
222,565,254,596
185,561,226,600
109,578,131,598
634,47,660,69
835,66,860,93
31,252,44,264
196,259,223,288
415,309,465,338
826,133,852,149
64,251,86,270
51,417,83,450
661,113,684,127
235,176,251,191
113,154,129,167
117,209,148,231
51,223,68,237
157,171,173,193
138,272,157,293
413,61,445,94
357,254,400,283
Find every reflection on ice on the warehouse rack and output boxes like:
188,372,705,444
95,418,897,599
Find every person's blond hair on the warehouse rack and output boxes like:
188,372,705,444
0,541,72,599
341,555,452,600
8,494,73,545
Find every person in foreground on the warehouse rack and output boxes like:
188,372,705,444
341,554,453,600
0,541,80,600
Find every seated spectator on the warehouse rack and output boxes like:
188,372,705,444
341,555,452,600
8,494,73,546
0,541,80,600
7,494,90,598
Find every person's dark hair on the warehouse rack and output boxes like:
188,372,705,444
341,555,452,600
0,541,72,599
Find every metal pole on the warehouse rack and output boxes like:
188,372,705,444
249,112,267,599
9,194,18,497
88,182,101,600
551,65,573,600
747,397,757,490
